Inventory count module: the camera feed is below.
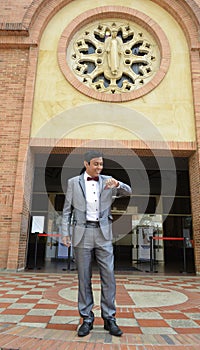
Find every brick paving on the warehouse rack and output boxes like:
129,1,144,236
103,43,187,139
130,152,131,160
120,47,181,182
0,271,200,349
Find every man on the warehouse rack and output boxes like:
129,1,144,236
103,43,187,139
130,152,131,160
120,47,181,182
62,150,132,337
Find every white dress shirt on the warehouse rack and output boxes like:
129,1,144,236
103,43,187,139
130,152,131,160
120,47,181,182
84,172,100,221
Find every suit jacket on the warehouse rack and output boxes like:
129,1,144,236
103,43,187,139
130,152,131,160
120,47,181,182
61,173,132,246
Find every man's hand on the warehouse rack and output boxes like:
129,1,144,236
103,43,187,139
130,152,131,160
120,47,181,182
62,236,71,247
104,178,119,189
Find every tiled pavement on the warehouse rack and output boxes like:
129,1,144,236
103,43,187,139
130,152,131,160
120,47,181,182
0,271,200,349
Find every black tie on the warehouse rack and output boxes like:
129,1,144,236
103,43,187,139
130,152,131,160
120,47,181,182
87,176,99,181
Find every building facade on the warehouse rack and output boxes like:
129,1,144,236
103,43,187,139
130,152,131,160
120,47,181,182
0,0,200,272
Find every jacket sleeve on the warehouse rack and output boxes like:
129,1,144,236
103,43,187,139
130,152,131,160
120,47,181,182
115,181,132,197
61,179,74,237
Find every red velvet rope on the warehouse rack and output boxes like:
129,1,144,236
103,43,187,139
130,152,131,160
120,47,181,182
36,233,193,244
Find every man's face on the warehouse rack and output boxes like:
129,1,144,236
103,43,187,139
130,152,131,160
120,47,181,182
84,157,103,177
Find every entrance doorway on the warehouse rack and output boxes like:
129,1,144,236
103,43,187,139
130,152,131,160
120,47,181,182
26,152,194,273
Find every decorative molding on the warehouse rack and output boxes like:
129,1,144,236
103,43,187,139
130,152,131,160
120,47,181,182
30,138,196,157
67,20,160,96
58,6,171,102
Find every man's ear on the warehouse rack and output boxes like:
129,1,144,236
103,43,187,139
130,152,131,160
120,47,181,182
84,160,88,168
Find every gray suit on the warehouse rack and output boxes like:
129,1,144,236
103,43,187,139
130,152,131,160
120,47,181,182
62,173,132,321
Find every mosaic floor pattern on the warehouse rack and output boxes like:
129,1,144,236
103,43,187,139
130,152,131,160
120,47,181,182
0,272,200,349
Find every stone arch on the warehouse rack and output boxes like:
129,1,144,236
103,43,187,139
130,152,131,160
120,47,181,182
153,0,200,48
21,0,200,48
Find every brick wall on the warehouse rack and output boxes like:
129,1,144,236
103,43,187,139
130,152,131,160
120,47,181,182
0,49,29,269
189,48,200,274
189,152,200,273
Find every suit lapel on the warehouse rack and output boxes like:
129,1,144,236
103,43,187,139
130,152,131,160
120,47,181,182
79,174,86,198
99,175,104,194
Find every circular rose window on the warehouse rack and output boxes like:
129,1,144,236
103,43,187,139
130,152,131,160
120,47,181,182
58,7,170,102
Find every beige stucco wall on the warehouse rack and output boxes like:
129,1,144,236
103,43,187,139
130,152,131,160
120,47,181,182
31,0,195,143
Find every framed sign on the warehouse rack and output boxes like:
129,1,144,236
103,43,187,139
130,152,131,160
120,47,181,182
138,226,154,261
31,216,45,233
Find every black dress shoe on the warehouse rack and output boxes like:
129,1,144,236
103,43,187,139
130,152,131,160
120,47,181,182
104,319,123,336
78,321,93,337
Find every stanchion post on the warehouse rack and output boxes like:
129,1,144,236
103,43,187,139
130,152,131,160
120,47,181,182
34,232,39,269
150,236,154,272
182,237,187,273
67,246,71,270
153,232,156,264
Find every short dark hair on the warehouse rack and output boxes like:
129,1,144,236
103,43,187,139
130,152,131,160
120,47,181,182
83,150,103,163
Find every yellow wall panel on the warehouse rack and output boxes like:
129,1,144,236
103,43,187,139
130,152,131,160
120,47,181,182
31,0,195,142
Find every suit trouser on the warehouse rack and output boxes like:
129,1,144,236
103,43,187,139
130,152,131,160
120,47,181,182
74,225,116,322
